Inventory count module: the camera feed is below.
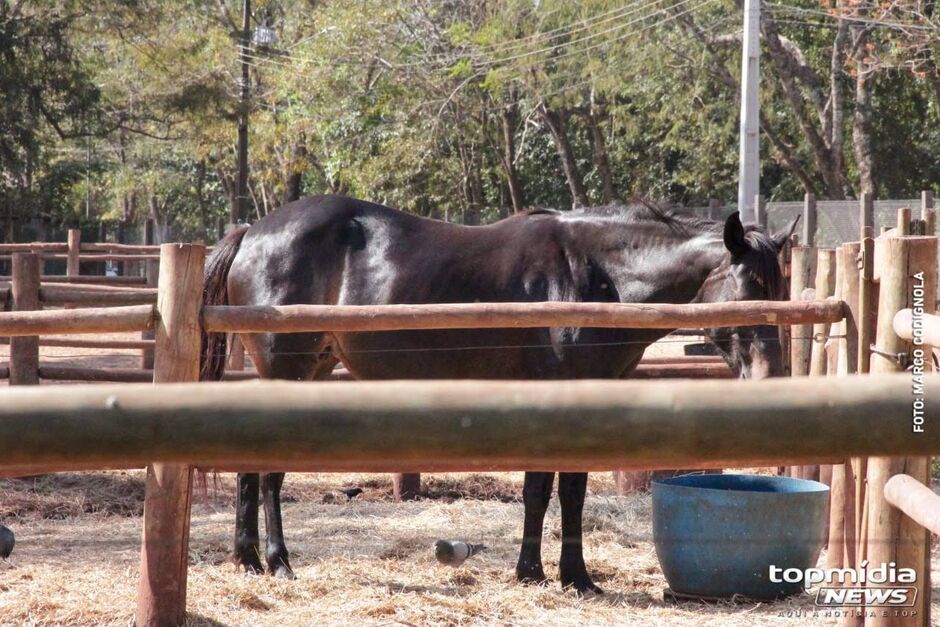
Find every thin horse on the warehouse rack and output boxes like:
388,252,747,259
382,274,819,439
200,194,797,593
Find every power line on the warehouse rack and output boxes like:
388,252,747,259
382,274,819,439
456,0,712,70
240,0,717,90
240,0,711,76
391,0,696,67
766,3,940,32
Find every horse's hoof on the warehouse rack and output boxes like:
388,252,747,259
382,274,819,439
561,573,603,595
240,562,264,575
516,564,548,586
271,565,296,580
234,553,264,575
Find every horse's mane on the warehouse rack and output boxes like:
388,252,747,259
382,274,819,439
566,200,787,299
567,200,720,234
741,226,788,299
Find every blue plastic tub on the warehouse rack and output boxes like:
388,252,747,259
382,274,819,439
652,473,829,600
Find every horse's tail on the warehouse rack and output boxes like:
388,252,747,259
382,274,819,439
200,226,249,382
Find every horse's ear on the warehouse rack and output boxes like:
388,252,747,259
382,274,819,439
723,212,748,257
771,214,801,251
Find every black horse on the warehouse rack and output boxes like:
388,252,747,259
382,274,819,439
200,195,797,593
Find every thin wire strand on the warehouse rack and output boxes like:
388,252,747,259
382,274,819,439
240,0,713,77
242,0,722,110
766,3,940,32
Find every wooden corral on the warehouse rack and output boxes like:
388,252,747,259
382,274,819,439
0,220,936,626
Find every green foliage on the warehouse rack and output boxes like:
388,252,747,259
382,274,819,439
1,0,939,243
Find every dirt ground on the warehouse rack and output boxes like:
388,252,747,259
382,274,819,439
0,335,936,625
7,471,934,627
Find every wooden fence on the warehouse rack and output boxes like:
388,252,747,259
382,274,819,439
0,211,936,625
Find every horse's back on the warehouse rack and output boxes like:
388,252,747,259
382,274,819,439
225,195,649,380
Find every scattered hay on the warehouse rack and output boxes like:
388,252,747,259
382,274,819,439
0,467,938,625
0,472,145,520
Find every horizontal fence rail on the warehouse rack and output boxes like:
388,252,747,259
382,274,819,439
0,253,161,262
0,275,148,285
883,474,940,536
35,366,258,383
0,304,154,336
893,308,940,347
0,374,931,476
39,285,157,306
203,299,846,334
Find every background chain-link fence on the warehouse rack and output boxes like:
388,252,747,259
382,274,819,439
690,197,931,247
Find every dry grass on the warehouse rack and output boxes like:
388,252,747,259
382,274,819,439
3,471,935,626
0,336,935,624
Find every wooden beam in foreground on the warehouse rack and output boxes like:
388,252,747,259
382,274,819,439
0,374,932,476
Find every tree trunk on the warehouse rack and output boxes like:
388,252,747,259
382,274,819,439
499,105,525,212
762,16,845,199
852,27,876,196
148,194,160,225
194,160,210,240
539,106,589,208
675,12,818,198
583,106,618,203
828,19,851,197
283,142,307,205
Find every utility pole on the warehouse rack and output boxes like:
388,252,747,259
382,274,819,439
737,0,760,223
233,0,251,226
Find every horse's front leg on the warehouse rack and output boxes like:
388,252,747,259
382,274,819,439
516,471,554,584
261,472,294,579
234,472,263,574
558,472,602,594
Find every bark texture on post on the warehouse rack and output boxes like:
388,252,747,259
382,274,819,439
865,235,936,627
393,473,421,501
66,229,81,278
837,243,862,574
135,244,205,627
10,253,40,385
789,247,817,378
140,259,158,371
802,193,817,246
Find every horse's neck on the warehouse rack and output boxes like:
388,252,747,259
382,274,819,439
586,221,728,304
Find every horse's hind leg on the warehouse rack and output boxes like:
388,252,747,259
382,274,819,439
234,473,263,574
261,472,293,578
558,472,602,594
516,471,554,584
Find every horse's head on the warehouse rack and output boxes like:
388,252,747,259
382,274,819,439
700,212,799,380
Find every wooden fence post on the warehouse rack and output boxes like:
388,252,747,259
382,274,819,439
803,193,817,247
66,229,81,278
865,235,936,627
707,198,720,220
789,246,817,378
824,244,859,569
135,244,205,627
836,243,861,572
801,248,836,482
393,473,421,501
140,259,159,371
897,207,911,236
860,192,875,236
922,190,935,235
10,253,39,385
